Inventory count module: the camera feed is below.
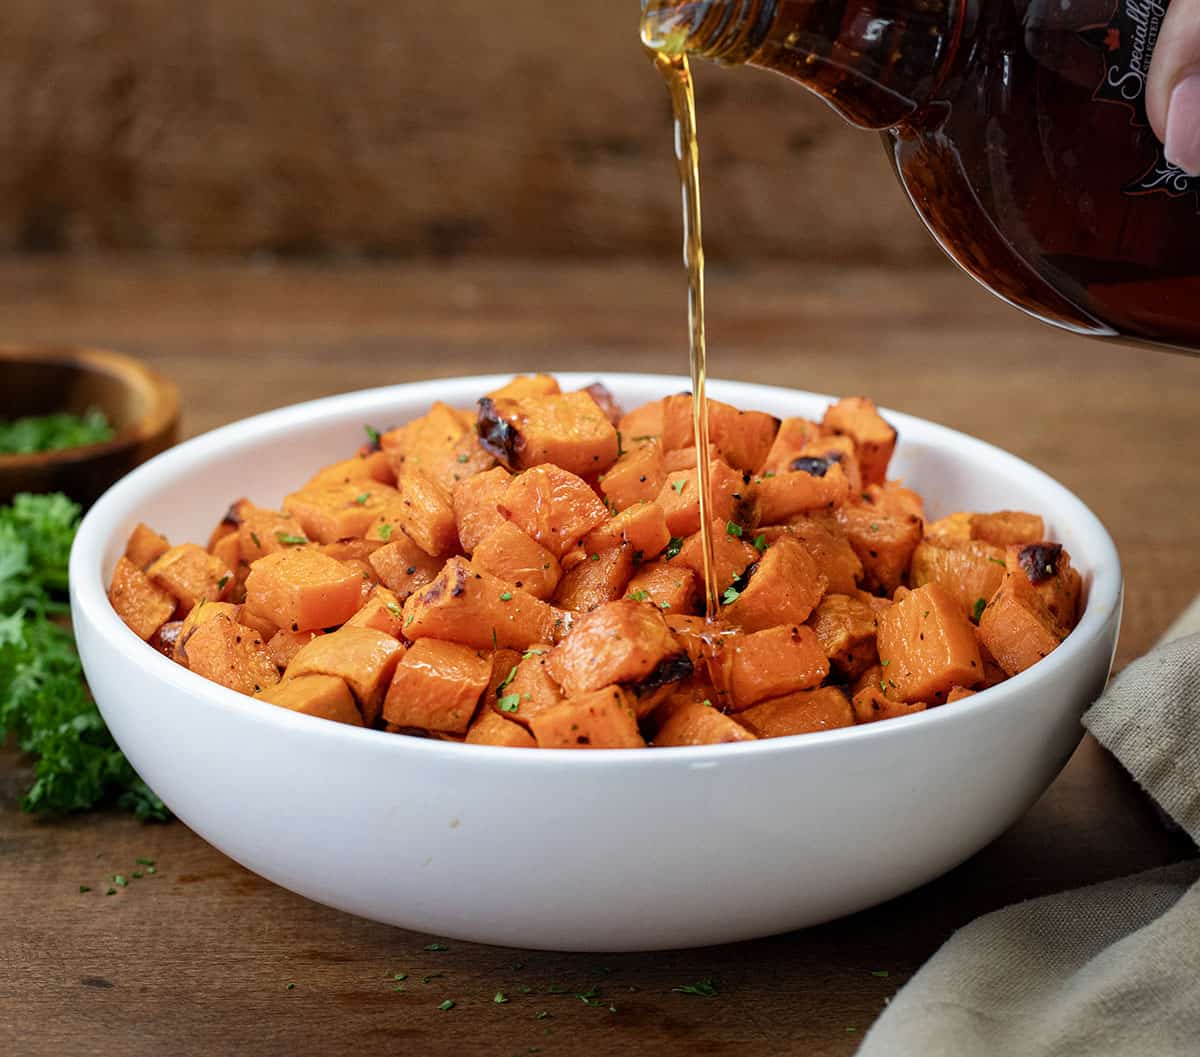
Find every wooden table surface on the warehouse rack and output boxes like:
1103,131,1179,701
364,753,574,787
2,256,1197,1056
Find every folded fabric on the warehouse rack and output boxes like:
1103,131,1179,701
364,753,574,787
859,608,1200,1057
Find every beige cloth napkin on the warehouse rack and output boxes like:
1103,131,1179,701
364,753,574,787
858,598,1200,1057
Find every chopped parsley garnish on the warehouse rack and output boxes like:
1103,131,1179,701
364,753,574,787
393,972,408,981
522,647,546,659
386,602,403,618
275,532,308,546
630,434,656,442
721,585,740,606
105,888,117,896
725,521,743,538
626,590,649,602
497,666,518,692
659,601,671,610
671,478,686,494
752,533,766,553
870,969,890,978
250,531,261,549
499,591,513,602
438,999,455,1012
534,1011,551,1021
286,982,296,991
457,453,469,463
112,874,128,887
880,659,890,667
364,424,381,447
589,553,600,562
494,991,510,1004
664,537,684,560
217,574,230,590
988,557,1007,567
672,978,719,998
497,693,521,713
0,407,114,455
354,492,370,505
424,943,449,952
377,524,393,541
78,885,91,894
972,597,987,623
616,431,625,457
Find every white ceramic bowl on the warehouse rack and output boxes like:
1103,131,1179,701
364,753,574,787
70,374,1122,951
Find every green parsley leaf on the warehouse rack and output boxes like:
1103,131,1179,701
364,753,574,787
364,424,381,447
105,888,117,896
457,453,469,464
424,943,449,952
664,537,684,560
377,524,393,541
275,532,308,546
522,648,546,659
534,1010,551,1020
0,408,114,455
671,478,686,495
988,556,1008,567
136,857,155,866
286,982,296,991
659,601,671,610
499,591,513,602
497,666,519,691
494,991,510,1004
250,531,261,549
145,866,157,875
589,553,600,562
497,693,521,713
78,885,91,894
616,431,625,457
672,977,719,998
217,574,230,591
386,602,403,619
880,659,890,667
131,870,143,879
870,969,890,978
721,585,740,606
354,492,370,505
972,597,987,623
752,533,766,553
393,972,408,981
626,590,649,603
438,999,455,1011
725,521,743,538
112,874,128,887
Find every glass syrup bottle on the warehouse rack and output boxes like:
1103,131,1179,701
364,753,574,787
642,0,1200,352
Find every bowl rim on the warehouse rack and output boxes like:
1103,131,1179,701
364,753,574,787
0,343,180,469
70,371,1123,769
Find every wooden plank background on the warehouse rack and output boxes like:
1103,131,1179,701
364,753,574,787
0,1,935,262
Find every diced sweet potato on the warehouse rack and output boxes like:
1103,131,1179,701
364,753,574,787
926,511,973,544
486,374,561,401
655,459,749,538
876,583,983,703
599,441,666,513
769,516,862,594
451,465,512,553
210,532,242,583
665,614,723,672
654,700,756,746
581,382,623,426
723,538,826,632
148,620,183,660
582,502,671,561
109,556,177,641
670,521,759,595
546,600,688,698
753,462,854,524
383,638,492,734
810,593,878,679
244,548,364,632
237,505,307,563
283,481,400,544
484,647,524,707
822,396,897,487
660,394,779,473
386,469,459,558
720,625,829,710
851,680,928,724
625,560,700,616
761,417,825,475
836,503,923,595
205,500,249,552
499,463,610,558
305,451,396,488
662,442,722,473
257,674,363,727
478,391,620,476
345,585,406,638
183,614,281,696
319,537,383,565
146,543,234,614
471,522,561,601
495,644,564,726
946,686,976,703
528,686,645,749
736,686,854,738
618,397,665,440
1007,542,1082,629
380,400,494,489
553,545,635,611
970,511,1045,547
266,628,322,669
864,481,923,520
285,626,405,726
365,532,443,601
465,708,538,747
402,557,568,650
125,522,170,570
910,538,1006,621
172,600,240,664
978,570,1069,677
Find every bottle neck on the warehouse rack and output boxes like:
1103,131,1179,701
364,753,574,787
641,0,964,130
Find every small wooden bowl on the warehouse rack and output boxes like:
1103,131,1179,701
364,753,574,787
0,345,180,508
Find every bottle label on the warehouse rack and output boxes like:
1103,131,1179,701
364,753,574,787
1081,0,1200,206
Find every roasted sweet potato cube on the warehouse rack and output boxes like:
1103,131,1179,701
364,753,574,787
1007,542,1082,629
172,600,240,663
761,417,825,475
283,481,400,544
305,450,396,488
478,391,620,476
836,503,923,595
493,644,563,726
909,538,1006,622
125,522,170,570
665,614,718,671
451,465,512,553
791,436,864,492
723,538,826,632
721,625,829,710
670,521,759,595
864,481,923,520
771,516,862,594
486,374,561,401
970,510,1045,547
659,394,778,474
205,501,247,553
821,396,897,487
810,593,878,679
618,398,665,441
554,545,635,611
147,543,234,614
344,585,406,638
237,506,307,563
736,686,854,738
365,533,443,601
380,400,494,489
599,441,667,513
257,674,363,727
484,647,523,706
580,381,623,426
386,470,459,558
109,556,177,641
266,628,322,669
148,620,184,660
528,686,645,749
402,557,568,650
499,463,610,558
244,548,364,632
662,442,721,473
753,461,854,524
625,560,700,616
471,522,561,600
465,708,538,747
383,638,492,735
851,681,928,723
183,614,281,696
978,570,1069,677
654,700,756,746
655,459,749,538
210,533,242,584
946,686,977,703
926,511,973,545
582,502,671,560
285,626,405,726
876,583,983,703
546,600,686,699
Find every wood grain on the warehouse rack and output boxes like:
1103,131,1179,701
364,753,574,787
0,1,932,263
1,256,1196,1056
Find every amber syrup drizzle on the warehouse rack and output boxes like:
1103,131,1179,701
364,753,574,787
652,50,720,623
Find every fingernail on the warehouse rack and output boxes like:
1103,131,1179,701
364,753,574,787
1164,74,1200,177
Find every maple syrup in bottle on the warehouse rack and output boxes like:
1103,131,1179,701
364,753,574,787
642,0,1200,352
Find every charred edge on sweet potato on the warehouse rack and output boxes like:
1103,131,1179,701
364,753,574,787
1018,543,1062,584
476,397,521,469
789,455,836,477
221,501,246,527
629,652,694,697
